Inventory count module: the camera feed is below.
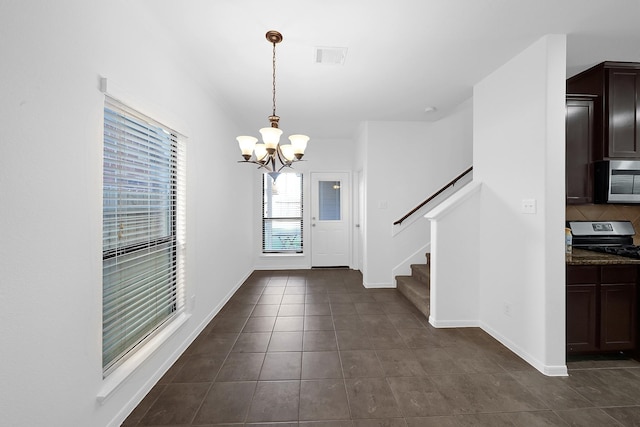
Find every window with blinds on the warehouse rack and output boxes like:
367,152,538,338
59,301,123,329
263,173,303,253
102,96,186,376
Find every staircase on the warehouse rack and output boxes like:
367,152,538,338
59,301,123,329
396,253,430,317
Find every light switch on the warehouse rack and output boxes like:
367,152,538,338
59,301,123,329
521,198,536,214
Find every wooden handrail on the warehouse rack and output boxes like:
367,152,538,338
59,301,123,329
393,166,473,226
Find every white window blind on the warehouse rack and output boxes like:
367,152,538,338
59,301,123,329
102,96,186,375
262,173,303,253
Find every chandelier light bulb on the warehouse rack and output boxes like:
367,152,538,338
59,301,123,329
237,136,258,160
254,143,268,162
280,144,296,162
289,134,309,159
259,127,283,153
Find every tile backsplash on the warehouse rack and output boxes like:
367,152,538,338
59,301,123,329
566,204,640,244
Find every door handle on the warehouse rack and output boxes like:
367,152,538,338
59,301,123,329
312,224,316,227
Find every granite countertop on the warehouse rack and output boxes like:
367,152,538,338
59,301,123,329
567,248,640,265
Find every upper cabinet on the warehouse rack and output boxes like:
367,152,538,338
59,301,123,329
567,61,640,159
566,95,595,204
608,68,640,157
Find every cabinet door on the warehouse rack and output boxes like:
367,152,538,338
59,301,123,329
608,69,640,157
600,283,636,351
566,284,598,353
566,98,594,204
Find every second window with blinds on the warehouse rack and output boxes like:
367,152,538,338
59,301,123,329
262,173,303,253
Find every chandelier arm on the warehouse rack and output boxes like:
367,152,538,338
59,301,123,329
258,159,273,172
237,159,274,172
275,144,291,167
277,163,295,173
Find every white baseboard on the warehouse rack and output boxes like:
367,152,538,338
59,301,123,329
427,316,568,377
362,280,395,289
391,242,431,279
428,317,480,328
255,265,311,270
480,321,568,377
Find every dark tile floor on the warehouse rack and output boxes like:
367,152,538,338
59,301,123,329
123,269,640,426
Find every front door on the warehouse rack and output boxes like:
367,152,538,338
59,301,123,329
311,172,350,267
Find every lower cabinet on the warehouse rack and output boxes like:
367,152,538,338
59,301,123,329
601,283,637,350
566,265,637,354
566,283,597,352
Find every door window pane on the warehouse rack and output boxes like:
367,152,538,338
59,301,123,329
319,180,341,220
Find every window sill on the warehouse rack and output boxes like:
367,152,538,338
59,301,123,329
260,253,305,258
96,312,190,404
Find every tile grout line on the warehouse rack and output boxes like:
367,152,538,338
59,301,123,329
333,276,355,423
297,274,307,423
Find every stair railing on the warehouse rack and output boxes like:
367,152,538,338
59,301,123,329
393,166,473,226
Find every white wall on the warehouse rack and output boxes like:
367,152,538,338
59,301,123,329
0,1,254,426
361,101,473,287
251,138,357,270
473,35,567,375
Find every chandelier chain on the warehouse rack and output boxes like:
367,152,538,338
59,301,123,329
272,41,277,117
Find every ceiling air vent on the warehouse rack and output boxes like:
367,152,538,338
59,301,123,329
314,47,348,65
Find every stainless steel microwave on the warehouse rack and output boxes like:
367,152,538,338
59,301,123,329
595,160,640,203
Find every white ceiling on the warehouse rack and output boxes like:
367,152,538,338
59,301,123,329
140,0,640,140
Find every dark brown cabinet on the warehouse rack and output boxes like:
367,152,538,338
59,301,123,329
567,61,640,159
566,96,595,204
566,264,637,354
601,283,637,350
567,266,598,352
567,284,598,352
608,69,640,157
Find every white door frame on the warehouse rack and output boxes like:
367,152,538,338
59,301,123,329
352,171,361,271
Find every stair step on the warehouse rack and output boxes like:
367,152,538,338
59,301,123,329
410,264,429,285
396,275,430,317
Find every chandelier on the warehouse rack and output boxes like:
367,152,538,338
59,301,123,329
237,30,309,181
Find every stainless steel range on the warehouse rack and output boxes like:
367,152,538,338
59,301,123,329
567,220,640,258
